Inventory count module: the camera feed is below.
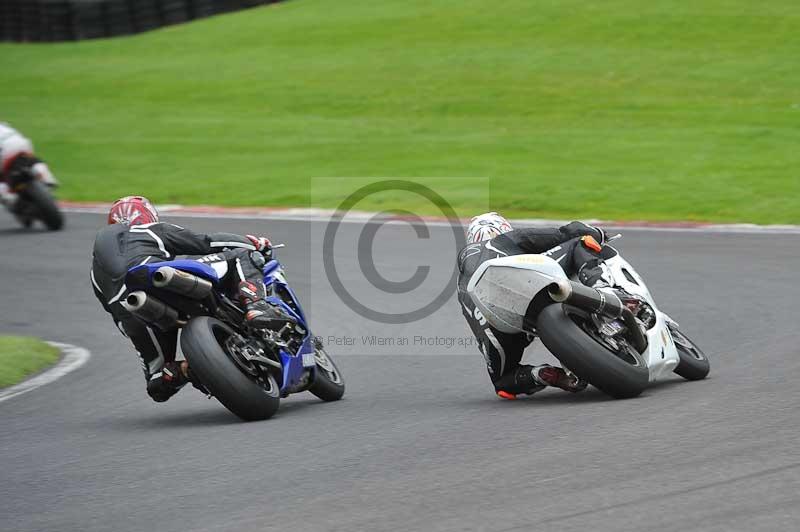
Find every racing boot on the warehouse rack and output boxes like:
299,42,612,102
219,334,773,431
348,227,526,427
494,365,547,400
534,364,588,393
147,361,189,402
238,280,296,331
578,257,613,289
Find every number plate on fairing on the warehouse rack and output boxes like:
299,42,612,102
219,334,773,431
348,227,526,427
302,352,316,367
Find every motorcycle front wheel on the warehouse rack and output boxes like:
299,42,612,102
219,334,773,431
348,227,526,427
537,304,650,399
308,345,345,402
181,317,280,421
668,326,710,381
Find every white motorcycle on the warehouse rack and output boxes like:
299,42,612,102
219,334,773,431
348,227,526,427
467,235,710,398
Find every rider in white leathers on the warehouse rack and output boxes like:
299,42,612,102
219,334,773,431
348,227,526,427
457,212,618,399
0,123,59,213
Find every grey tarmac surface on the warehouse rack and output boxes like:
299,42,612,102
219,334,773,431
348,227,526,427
1,211,799,532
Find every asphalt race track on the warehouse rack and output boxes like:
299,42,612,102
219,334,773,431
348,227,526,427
1,211,799,532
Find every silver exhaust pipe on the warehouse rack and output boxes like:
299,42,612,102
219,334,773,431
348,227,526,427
152,266,213,300
547,280,647,353
547,279,574,303
121,291,180,330
547,279,623,318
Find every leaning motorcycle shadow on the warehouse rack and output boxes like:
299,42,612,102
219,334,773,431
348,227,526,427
93,408,242,430
0,226,50,235
542,378,689,404
98,395,330,430
467,376,690,406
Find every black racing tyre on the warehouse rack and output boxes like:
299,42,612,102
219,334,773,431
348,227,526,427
308,346,345,402
669,327,710,381
536,304,650,399
180,317,280,421
23,181,63,231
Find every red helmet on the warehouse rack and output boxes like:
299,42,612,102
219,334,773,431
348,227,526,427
108,196,159,225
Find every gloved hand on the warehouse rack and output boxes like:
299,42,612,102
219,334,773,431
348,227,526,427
146,361,188,403
246,235,272,252
562,221,607,244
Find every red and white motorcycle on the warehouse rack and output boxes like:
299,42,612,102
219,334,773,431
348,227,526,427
0,123,63,231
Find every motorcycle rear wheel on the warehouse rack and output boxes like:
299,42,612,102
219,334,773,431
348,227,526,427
181,317,280,421
21,181,63,231
537,304,650,399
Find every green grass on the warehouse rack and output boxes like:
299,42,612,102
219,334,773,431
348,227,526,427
0,336,60,388
1,0,798,223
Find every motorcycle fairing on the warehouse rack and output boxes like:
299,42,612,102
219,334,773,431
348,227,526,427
263,260,316,393
602,253,679,381
467,254,567,334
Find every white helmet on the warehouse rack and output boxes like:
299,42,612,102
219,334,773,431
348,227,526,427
466,212,513,243
0,123,34,170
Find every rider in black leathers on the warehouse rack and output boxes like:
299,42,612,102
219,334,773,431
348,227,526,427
91,196,295,403
457,212,613,399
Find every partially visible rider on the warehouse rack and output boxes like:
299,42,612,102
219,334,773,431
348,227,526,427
0,123,59,220
91,196,296,403
457,212,618,399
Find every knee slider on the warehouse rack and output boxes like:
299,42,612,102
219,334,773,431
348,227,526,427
147,385,176,403
494,366,542,395
146,377,181,403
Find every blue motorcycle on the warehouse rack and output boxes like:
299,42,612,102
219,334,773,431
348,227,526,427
121,245,345,421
